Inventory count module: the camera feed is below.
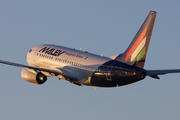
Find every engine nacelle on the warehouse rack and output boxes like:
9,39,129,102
21,68,47,84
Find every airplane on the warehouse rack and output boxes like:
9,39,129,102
1,11,180,87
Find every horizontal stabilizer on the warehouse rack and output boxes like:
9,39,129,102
147,69,180,79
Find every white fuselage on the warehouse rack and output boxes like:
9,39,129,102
26,44,111,85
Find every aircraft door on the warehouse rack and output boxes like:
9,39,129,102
33,47,41,61
33,52,38,61
106,67,112,81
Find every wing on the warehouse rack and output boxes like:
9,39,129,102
0,59,77,80
146,69,180,79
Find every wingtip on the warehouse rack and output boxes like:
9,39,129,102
149,75,160,79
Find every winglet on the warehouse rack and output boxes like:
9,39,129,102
115,11,157,68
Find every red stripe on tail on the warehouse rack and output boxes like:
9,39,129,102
125,27,147,62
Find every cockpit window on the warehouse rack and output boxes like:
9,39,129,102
29,49,32,53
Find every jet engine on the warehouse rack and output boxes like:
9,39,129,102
21,68,47,84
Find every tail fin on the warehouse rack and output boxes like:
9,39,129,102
115,11,157,68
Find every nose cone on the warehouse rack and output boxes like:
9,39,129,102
26,52,30,60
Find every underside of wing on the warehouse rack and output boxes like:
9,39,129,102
0,59,77,80
146,69,180,79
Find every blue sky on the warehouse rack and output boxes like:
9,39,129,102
0,0,180,120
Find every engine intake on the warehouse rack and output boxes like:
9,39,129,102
21,68,47,84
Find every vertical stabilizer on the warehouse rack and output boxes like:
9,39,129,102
115,11,157,68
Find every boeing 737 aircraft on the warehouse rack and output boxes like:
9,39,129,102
1,11,180,87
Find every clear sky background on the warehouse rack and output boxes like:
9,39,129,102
0,0,180,120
